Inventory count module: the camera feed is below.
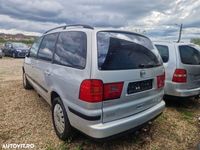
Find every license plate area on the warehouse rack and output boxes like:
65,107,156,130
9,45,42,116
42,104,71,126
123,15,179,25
127,79,153,94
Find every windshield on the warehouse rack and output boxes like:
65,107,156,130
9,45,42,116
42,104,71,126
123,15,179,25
97,31,162,70
13,43,28,49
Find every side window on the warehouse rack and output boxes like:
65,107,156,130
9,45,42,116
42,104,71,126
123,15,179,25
38,33,58,61
179,45,200,65
54,31,87,69
155,45,169,63
30,37,42,58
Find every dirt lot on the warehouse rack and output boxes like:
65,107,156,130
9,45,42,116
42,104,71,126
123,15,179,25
0,57,200,150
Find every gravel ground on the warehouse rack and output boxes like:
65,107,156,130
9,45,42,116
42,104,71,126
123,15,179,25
0,57,199,150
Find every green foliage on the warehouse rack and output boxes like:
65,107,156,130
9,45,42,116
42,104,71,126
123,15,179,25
191,38,200,46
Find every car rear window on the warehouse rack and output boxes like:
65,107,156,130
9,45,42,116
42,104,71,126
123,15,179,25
179,45,200,65
155,45,169,63
97,31,162,70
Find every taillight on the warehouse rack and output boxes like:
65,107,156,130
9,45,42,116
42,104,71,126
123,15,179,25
79,80,124,103
104,82,124,100
172,69,187,83
79,79,103,103
157,72,165,88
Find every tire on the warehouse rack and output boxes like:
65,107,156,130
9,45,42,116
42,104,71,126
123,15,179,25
23,72,32,89
52,97,73,140
12,53,16,58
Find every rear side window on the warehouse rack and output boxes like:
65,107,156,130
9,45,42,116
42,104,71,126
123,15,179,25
97,31,161,70
38,33,58,61
155,45,169,63
54,31,87,69
30,37,42,58
179,45,200,65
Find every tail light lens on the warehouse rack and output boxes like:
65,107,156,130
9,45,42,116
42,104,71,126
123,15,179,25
79,80,103,103
79,80,124,103
172,69,187,83
157,72,165,88
104,82,124,100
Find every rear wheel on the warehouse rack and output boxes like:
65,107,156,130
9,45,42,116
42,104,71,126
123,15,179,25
23,72,32,89
52,97,73,140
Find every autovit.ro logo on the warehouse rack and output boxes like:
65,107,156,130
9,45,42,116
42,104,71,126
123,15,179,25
2,144,35,149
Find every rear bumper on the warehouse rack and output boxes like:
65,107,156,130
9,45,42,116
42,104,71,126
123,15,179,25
164,81,200,97
172,87,200,97
72,101,165,139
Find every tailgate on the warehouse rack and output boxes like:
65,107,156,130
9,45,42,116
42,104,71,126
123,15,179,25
100,67,164,123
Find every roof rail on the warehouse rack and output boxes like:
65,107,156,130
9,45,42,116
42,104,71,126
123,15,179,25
44,24,94,34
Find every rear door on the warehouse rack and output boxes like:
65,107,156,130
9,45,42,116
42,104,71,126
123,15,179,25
93,31,164,123
177,45,200,89
34,33,58,101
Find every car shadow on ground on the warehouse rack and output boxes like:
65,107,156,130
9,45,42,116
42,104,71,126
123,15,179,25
164,95,200,109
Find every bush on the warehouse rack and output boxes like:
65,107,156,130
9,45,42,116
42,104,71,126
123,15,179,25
191,38,200,46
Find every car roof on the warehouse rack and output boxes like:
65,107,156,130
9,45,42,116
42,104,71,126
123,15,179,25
43,26,149,39
153,41,197,46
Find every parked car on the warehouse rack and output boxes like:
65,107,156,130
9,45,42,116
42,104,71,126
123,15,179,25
2,42,29,58
0,49,3,58
154,41,200,98
23,24,165,140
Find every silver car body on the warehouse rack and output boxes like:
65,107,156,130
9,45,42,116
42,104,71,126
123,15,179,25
154,41,200,97
23,27,165,139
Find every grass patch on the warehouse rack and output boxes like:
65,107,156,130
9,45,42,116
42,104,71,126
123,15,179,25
177,108,194,123
156,113,168,123
191,38,200,46
45,142,69,150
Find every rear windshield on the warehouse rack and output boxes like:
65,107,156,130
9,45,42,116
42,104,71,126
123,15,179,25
97,31,162,70
155,45,169,63
179,45,200,65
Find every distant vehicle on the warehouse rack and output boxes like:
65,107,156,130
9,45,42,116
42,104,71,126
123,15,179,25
23,24,165,140
154,41,200,98
2,42,29,58
0,49,2,58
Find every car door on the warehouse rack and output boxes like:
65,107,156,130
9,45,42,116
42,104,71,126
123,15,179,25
24,37,43,83
34,33,58,102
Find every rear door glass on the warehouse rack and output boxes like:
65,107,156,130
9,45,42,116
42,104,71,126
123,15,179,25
155,45,169,63
179,45,200,65
54,31,87,69
97,31,162,70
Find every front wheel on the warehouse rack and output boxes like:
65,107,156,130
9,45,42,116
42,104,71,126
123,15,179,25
52,97,73,140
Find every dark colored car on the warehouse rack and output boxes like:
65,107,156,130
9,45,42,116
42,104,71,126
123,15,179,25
2,42,29,58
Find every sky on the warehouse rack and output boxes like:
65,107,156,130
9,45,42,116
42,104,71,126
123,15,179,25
0,0,199,41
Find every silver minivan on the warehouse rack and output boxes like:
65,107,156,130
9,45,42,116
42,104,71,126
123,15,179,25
23,25,165,140
155,41,200,97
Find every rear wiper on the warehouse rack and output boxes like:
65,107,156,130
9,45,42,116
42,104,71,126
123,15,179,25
138,64,155,68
